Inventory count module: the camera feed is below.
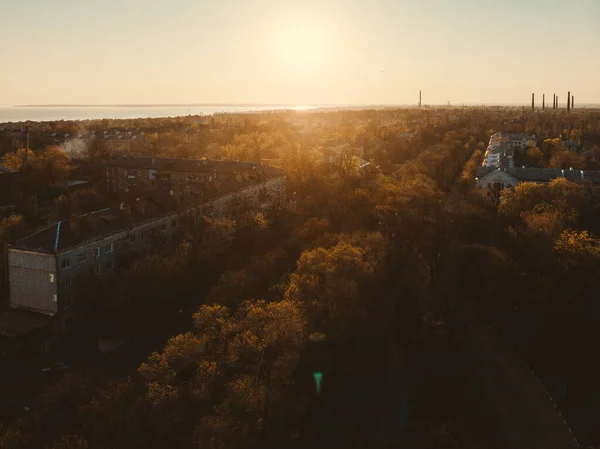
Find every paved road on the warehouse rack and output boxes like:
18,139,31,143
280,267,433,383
455,311,579,449
295,288,409,449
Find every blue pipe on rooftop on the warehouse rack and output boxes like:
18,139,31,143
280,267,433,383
54,221,61,253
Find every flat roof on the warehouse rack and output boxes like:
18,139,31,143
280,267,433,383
105,156,283,178
9,192,180,254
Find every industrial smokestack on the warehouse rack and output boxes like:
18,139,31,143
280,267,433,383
571,95,574,111
553,94,556,109
567,91,571,113
532,93,535,111
542,94,545,110
419,90,422,108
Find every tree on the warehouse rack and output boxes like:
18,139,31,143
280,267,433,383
499,179,584,239
0,214,24,245
554,229,600,270
138,300,306,449
549,151,583,169
282,144,321,190
553,229,600,301
2,146,71,178
205,269,259,308
1,146,72,192
525,147,545,167
284,242,375,339
181,208,236,260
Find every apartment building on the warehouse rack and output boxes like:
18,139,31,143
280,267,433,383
1,159,286,352
482,132,537,169
7,193,179,319
104,157,271,195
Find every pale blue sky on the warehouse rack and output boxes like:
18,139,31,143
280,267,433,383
2,0,599,105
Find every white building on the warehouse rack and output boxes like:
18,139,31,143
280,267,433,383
475,166,600,202
482,132,536,169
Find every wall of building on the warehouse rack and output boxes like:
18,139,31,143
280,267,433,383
56,230,128,309
55,213,178,308
9,173,285,323
476,171,519,190
106,166,234,194
8,249,57,315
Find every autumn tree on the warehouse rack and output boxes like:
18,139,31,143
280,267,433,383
549,151,583,169
0,214,24,245
373,167,443,241
138,300,307,449
284,242,377,340
498,178,584,238
525,146,545,167
2,146,71,182
553,229,600,301
181,209,236,260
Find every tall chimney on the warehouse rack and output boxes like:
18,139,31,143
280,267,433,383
571,95,574,111
553,94,556,109
532,93,535,111
542,94,545,110
567,91,571,113
419,90,422,108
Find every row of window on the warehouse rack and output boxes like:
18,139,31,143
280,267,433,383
129,221,174,243
62,260,114,288
61,243,114,269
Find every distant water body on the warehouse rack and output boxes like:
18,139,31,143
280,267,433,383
0,105,320,123
2,103,599,123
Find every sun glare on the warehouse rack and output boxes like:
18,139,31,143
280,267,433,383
278,25,328,71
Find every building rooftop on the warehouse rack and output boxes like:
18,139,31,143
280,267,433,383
106,156,282,178
491,132,535,141
10,159,285,255
9,192,180,254
476,166,600,183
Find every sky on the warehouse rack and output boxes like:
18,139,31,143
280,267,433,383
1,0,599,106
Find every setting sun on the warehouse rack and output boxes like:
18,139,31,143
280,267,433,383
277,25,328,71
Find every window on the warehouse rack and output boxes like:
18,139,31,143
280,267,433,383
105,243,114,253
129,234,136,243
61,259,71,270
64,278,71,288
105,260,113,271
52,294,57,304
77,252,87,264
93,247,100,258
49,273,55,283
94,266,101,275
161,224,167,231
171,219,177,228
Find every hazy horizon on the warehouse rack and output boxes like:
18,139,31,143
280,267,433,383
3,0,600,106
